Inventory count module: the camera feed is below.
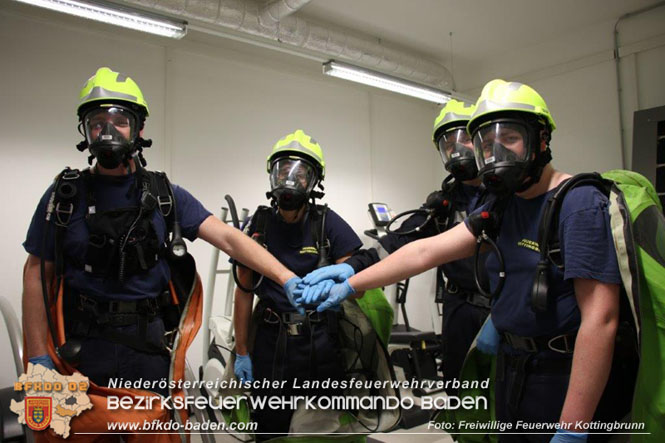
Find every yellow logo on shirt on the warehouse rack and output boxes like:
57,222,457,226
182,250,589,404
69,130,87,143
299,246,318,255
517,238,540,252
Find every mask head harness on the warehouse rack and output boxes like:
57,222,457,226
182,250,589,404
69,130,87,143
77,102,152,169
267,155,323,211
75,67,152,169
432,99,478,182
471,111,552,197
435,125,478,182
266,130,326,211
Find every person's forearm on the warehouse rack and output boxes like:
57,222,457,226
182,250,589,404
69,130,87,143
559,317,617,429
348,222,475,292
233,288,253,355
22,255,52,358
198,216,296,285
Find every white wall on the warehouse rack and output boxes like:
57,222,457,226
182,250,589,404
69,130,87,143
456,7,665,174
0,6,440,387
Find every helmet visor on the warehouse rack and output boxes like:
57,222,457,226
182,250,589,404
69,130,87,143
83,106,138,145
269,157,318,193
473,121,530,169
437,127,474,165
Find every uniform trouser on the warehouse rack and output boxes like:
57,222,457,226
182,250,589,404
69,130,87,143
251,315,345,442
495,349,638,443
76,317,171,397
440,293,490,394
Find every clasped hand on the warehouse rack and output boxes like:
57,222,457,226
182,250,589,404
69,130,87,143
288,263,356,312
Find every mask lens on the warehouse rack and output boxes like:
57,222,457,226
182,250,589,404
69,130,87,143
269,158,317,193
438,127,474,165
473,121,529,168
84,106,137,144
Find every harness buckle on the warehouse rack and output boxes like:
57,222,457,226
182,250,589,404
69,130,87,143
262,308,280,325
54,202,74,226
503,333,538,353
163,329,176,352
547,247,564,269
547,334,574,354
78,294,98,314
287,323,304,336
61,170,81,181
107,300,121,313
158,195,173,217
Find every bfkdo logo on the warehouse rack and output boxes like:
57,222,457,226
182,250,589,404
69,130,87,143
25,397,52,431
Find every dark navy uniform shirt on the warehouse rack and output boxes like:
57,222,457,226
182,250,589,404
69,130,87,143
23,171,212,301
466,185,622,338
246,206,362,313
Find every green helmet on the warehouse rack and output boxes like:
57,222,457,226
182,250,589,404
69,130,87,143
467,79,556,135
267,129,326,179
432,99,476,146
77,67,149,119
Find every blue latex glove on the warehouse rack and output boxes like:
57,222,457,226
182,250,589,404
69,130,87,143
28,354,55,370
550,429,588,442
234,354,253,383
296,279,335,305
284,276,305,315
476,318,500,355
317,280,356,312
302,263,355,285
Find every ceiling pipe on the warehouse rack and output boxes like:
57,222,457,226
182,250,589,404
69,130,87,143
118,0,453,90
258,0,312,28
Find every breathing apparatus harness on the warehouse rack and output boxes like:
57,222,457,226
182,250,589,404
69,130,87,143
40,160,187,364
532,173,614,312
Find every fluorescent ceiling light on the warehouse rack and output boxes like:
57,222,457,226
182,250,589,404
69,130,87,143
323,60,451,104
13,0,187,39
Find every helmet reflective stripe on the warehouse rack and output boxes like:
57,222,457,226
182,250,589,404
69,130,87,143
77,67,149,118
432,99,475,146
79,86,139,105
474,99,538,116
267,129,325,179
467,79,556,136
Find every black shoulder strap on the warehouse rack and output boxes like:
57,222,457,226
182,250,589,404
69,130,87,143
309,204,331,268
146,170,177,233
250,205,273,246
536,172,611,269
50,168,85,277
531,172,612,312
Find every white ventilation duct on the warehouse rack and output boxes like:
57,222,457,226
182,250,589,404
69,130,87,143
118,0,453,90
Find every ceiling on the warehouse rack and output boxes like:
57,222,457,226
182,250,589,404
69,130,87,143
299,0,661,75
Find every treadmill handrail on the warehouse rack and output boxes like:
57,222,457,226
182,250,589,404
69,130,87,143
0,296,24,377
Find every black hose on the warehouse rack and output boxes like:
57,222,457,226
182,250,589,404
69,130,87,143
474,232,505,299
385,208,434,235
226,194,264,293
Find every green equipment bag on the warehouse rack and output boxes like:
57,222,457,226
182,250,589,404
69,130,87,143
355,288,394,347
602,170,665,441
434,170,665,441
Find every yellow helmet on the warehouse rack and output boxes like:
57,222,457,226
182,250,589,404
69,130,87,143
267,129,325,179
467,79,555,136
77,67,149,119
432,99,476,146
